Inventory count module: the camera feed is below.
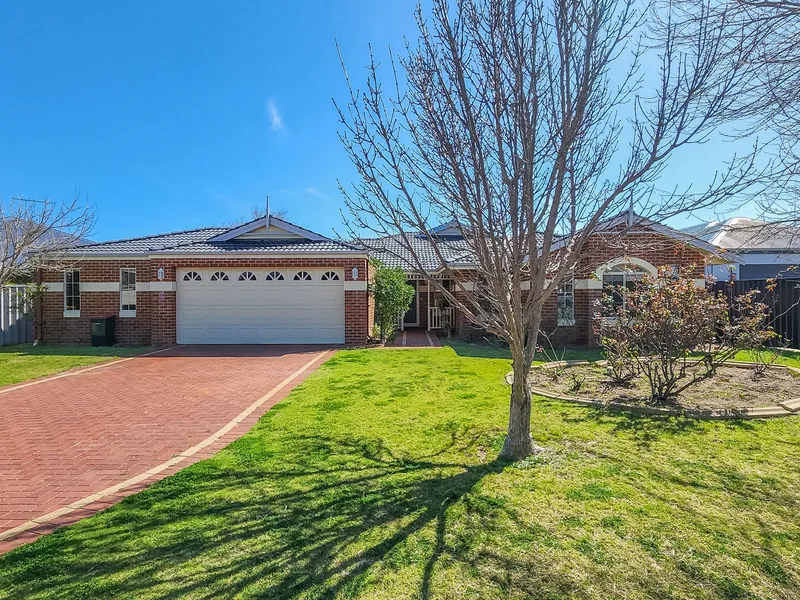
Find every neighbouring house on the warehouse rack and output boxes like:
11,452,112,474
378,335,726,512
369,211,732,346
37,215,371,346
38,211,729,347
681,218,800,281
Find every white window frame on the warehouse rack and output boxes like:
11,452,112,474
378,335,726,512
557,279,575,327
601,265,647,316
63,269,81,318
120,268,137,317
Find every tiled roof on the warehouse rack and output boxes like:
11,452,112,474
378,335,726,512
153,239,359,254
365,234,473,271
67,227,228,255
65,225,361,256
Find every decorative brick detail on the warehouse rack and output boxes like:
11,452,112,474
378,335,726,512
38,257,370,346
574,232,707,278
41,261,152,345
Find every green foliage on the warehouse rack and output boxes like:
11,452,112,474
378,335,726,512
370,259,415,341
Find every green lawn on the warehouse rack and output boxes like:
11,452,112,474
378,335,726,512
1,343,799,599
0,345,150,387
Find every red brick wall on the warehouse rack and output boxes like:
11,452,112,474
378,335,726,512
456,232,709,345
39,256,370,346
544,234,708,346
575,233,707,278
40,261,152,345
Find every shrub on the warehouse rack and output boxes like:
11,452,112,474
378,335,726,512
599,268,726,403
601,336,639,385
702,288,779,373
598,268,779,403
370,260,415,342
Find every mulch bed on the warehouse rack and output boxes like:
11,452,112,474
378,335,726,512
529,361,799,411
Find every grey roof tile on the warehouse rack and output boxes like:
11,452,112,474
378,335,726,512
65,225,360,256
68,227,227,254
365,234,473,270
156,239,358,254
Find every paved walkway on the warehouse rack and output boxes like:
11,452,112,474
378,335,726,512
387,329,443,347
0,345,334,554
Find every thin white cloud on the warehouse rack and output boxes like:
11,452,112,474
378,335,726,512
274,187,331,201
304,186,330,201
267,99,284,131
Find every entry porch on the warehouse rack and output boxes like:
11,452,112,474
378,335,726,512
399,274,458,333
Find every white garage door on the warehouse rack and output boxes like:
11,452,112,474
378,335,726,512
176,268,345,344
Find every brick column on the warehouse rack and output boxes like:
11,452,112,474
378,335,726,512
150,264,177,346
343,259,370,345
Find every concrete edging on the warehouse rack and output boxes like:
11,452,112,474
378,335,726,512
506,359,800,420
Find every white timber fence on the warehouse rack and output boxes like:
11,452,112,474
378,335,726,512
0,285,34,346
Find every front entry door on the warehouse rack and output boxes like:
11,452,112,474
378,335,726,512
403,281,419,327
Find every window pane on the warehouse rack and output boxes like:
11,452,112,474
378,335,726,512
64,270,80,311
121,269,136,291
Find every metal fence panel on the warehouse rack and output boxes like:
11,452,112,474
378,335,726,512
0,285,34,346
712,279,800,349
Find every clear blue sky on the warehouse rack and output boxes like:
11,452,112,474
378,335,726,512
0,1,417,241
0,1,747,243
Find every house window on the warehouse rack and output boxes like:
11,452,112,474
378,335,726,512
210,271,229,281
557,279,575,326
265,271,284,281
602,264,646,311
238,271,257,281
183,271,202,281
120,268,136,315
293,271,313,281
64,270,80,315
320,271,340,281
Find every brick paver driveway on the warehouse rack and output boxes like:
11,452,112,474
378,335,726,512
0,345,334,553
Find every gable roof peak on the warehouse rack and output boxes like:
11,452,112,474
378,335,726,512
208,214,333,243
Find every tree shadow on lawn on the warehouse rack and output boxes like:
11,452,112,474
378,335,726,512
548,398,772,449
0,433,576,600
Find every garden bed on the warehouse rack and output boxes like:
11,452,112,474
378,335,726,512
524,360,800,418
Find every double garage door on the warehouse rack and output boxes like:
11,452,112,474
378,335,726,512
176,268,345,344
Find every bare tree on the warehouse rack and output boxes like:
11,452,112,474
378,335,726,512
672,0,800,227
0,194,94,285
336,0,773,459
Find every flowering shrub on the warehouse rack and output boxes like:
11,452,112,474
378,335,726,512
598,267,777,403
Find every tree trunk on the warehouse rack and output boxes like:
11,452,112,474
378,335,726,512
499,354,537,460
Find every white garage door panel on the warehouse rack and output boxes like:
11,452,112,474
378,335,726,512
176,268,345,344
